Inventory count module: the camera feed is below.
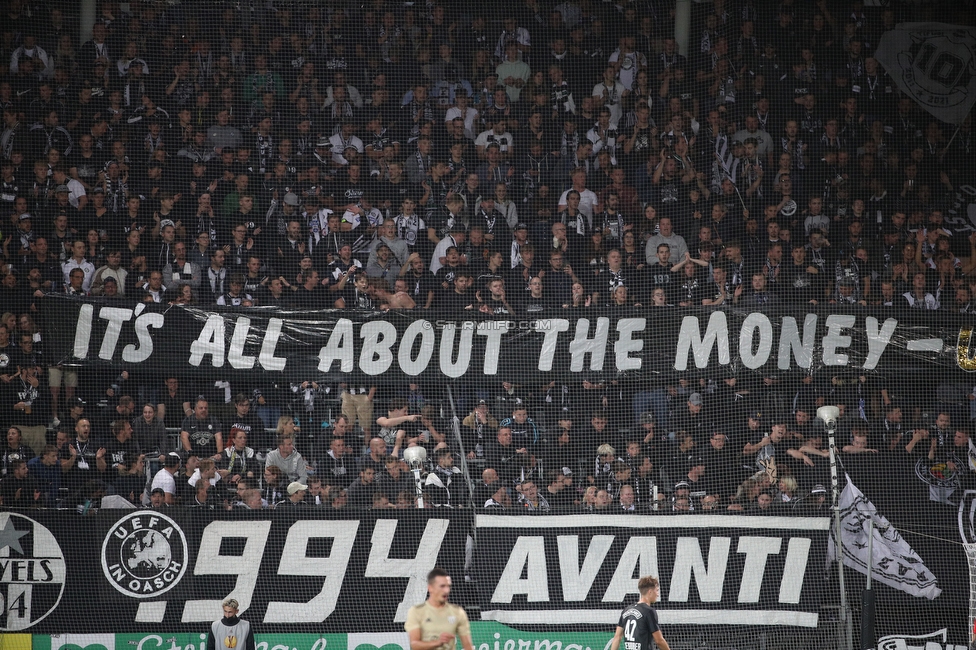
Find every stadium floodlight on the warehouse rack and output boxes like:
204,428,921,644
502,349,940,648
816,405,840,428
403,446,427,509
403,445,427,470
817,404,852,650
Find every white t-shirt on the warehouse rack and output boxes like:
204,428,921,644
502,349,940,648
592,81,626,125
444,106,480,139
430,234,458,274
188,467,221,488
151,468,177,495
558,188,600,218
329,133,365,165
608,49,646,90
475,129,514,154
65,178,87,208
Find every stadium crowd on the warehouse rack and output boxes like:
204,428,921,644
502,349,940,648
0,0,974,512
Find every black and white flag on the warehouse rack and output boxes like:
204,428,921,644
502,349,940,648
875,23,976,124
828,475,942,599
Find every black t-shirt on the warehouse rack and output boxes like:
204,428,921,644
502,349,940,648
103,437,142,469
437,288,475,313
674,273,707,306
341,286,376,310
545,485,577,510
332,178,373,207
224,412,268,449
644,264,676,300
404,271,438,305
378,178,422,207
434,263,463,290
780,262,824,304
159,387,192,429
180,415,223,458
0,475,37,507
617,602,661,650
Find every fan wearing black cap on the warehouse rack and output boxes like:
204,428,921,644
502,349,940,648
43,182,79,228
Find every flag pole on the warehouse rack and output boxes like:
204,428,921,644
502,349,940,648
714,152,749,214
940,124,962,160
861,517,876,650
818,405,853,650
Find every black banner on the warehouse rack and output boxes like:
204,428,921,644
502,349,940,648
4,509,469,633
39,296,976,381
0,507,969,643
474,513,831,628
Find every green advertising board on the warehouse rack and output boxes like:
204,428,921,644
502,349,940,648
30,622,613,650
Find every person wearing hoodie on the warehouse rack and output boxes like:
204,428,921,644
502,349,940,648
263,433,309,484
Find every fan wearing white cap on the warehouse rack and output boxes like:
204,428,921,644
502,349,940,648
282,481,308,506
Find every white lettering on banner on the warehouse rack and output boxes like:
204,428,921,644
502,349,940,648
668,537,730,602
602,537,658,603
536,319,571,371
259,318,288,371
614,319,644,371
101,513,188,601
0,513,66,631
478,515,831,627
98,306,134,360
398,320,435,376
557,535,614,601
478,321,511,375
736,537,781,603
188,314,226,367
264,520,359,622
438,323,475,377
70,303,974,375
673,312,730,371
779,538,811,604
569,318,610,371
86,516,457,625
822,314,856,365
777,315,817,370
228,317,257,369
360,321,398,375
363,518,450,622
181,520,271,622
864,317,897,370
492,537,549,603
124,310,164,363
318,318,355,372
738,314,773,370
72,303,95,358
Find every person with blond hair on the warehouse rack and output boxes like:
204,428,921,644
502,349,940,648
208,597,254,650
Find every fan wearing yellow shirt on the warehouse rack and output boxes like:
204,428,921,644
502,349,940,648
405,568,474,650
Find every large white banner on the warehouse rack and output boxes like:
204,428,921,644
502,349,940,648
875,23,976,124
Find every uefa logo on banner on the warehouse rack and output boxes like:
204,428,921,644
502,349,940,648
0,512,66,630
101,511,188,599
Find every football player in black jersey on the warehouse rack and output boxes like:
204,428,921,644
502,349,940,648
609,576,670,650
